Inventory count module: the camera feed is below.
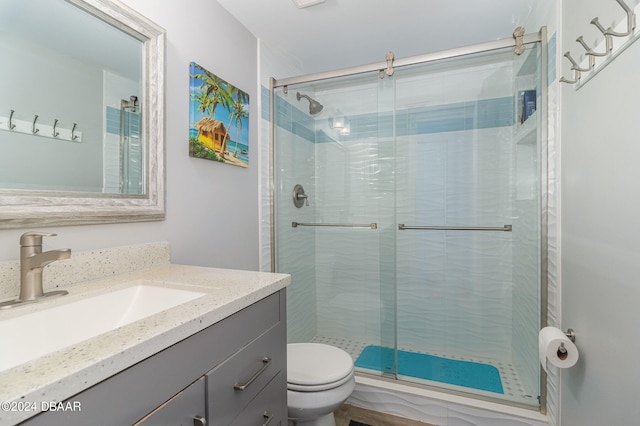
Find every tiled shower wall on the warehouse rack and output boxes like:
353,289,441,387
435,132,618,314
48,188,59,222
273,96,318,344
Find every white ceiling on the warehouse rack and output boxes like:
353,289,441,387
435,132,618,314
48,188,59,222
216,0,539,76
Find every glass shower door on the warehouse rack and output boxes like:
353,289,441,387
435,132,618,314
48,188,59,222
274,73,397,368
392,45,541,405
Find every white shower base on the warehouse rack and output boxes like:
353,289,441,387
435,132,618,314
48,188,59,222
310,335,548,426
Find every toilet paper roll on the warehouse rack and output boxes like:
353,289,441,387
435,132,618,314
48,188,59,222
538,326,579,373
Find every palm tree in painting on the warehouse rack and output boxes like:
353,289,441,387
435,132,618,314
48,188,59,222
230,97,248,158
222,87,249,158
190,90,214,118
190,64,233,120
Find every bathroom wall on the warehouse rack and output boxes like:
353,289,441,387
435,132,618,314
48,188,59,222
561,0,640,425
0,0,260,271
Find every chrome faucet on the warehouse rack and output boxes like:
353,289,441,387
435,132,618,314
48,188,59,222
0,232,71,309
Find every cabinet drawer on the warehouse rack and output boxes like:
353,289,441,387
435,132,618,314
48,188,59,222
134,377,206,425
206,322,285,425
230,372,285,426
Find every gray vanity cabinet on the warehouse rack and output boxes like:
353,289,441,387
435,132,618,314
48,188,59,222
20,290,286,426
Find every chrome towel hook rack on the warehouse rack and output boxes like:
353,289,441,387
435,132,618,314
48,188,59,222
561,0,638,88
1,109,82,142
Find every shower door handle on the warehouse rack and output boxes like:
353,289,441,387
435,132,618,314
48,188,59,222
398,224,512,231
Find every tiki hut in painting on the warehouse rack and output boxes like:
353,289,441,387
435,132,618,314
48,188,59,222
195,117,229,152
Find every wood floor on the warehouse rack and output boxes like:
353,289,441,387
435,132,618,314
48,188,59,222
334,404,436,426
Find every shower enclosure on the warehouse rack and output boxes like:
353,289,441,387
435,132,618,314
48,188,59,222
119,95,143,194
272,32,546,409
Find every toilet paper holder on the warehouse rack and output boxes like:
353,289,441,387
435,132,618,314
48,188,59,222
564,328,576,342
557,329,576,359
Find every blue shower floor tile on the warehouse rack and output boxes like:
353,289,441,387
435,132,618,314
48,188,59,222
355,345,504,394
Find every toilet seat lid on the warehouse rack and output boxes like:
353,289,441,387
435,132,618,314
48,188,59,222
287,343,354,388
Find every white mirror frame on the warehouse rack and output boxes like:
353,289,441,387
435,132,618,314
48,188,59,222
0,0,165,228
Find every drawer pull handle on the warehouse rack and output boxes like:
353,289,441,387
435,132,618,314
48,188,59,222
263,411,273,426
193,415,207,426
234,356,272,391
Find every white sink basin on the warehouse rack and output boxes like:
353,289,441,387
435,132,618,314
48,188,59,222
0,282,206,372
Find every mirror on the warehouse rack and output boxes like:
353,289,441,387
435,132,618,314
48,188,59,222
0,0,165,227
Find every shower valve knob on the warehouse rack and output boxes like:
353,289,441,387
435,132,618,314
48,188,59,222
296,193,309,206
292,184,309,208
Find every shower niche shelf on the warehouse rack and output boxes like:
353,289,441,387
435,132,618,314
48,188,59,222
514,42,538,146
514,110,537,145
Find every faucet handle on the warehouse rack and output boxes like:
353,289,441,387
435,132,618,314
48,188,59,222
20,231,57,247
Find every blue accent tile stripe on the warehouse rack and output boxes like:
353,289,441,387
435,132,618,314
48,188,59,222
106,106,141,137
275,96,292,133
261,85,270,121
314,97,514,143
106,106,120,135
271,89,514,144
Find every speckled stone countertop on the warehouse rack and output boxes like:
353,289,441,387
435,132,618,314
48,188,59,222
0,264,290,425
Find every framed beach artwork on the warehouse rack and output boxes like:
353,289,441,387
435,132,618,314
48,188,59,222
189,62,249,167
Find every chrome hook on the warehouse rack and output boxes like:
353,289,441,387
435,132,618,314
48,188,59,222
52,119,59,138
71,123,79,141
32,115,39,134
564,51,590,72
575,36,601,70
8,109,16,130
591,0,635,39
608,0,636,37
560,69,581,84
576,35,607,60
591,18,615,52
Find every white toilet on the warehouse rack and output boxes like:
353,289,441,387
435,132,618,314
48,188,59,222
287,343,356,426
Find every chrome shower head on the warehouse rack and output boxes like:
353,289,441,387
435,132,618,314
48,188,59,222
296,92,323,115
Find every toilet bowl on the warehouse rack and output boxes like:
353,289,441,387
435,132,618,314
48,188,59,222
287,343,356,426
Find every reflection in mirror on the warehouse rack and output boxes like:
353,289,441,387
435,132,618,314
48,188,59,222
0,0,165,227
0,0,142,194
